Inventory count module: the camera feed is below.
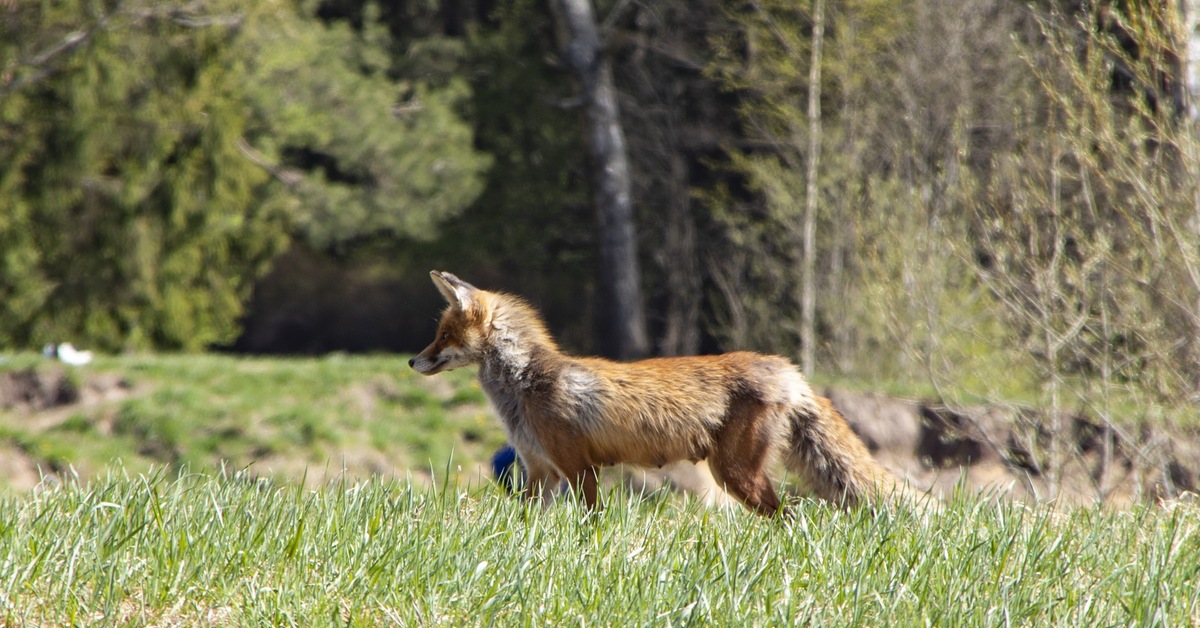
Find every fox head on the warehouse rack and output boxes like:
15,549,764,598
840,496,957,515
409,271,491,375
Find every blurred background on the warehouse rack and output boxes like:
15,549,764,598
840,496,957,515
3,0,1200,472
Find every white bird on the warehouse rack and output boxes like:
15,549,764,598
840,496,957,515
55,343,93,366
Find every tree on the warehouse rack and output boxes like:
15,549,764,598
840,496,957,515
238,0,491,249
800,0,825,377
0,0,290,351
0,0,492,351
551,0,649,360
234,0,598,355
604,0,745,357
707,0,1027,381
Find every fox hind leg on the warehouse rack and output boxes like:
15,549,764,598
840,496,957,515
709,453,782,516
709,399,786,516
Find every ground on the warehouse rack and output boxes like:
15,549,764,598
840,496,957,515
0,355,1197,505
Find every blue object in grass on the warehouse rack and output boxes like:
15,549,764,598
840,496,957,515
490,444,521,493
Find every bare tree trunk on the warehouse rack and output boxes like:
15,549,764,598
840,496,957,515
1044,130,1064,499
801,0,825,376
661,150,702,356
1184,0,1200,119
1182,0,1200,392
553,0,649,360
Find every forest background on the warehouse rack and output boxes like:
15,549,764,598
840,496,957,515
4,0,1200,452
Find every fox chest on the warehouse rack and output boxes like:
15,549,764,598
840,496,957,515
476,367,539,439
477,368,595,440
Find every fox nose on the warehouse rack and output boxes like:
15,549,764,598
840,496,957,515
408,358,416,368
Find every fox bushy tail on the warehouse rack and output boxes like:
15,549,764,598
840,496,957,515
784,396,915,507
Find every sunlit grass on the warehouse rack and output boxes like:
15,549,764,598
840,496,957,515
0,353,503,494
0,469,1197,625
2,354,1199,624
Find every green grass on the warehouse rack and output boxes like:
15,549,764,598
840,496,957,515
4,352,1196,499
2,354,1199,624
0,354,505,493
0,469,1197,625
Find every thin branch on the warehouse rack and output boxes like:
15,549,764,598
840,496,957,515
606,31,706,72
1,26,100,97
2,2,243,97
598,0,634,35
28,29,91,66
236,139,303,189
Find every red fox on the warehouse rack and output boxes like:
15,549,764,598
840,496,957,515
410,271,909,515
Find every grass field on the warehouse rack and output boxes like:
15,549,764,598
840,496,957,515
0,354,503,494
1,470,1197,625
1,354,1199,625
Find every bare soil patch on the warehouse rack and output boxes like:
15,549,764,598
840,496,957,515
827,387,1199,506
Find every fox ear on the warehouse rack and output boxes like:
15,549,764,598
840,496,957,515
430,271,478,310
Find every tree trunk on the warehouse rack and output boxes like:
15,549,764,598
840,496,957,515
801,0,825,376
1182,0,1200,391
1183,0,1200,119
661,150,701,357
552,0,649,360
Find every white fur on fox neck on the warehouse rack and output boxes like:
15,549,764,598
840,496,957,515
474,296,567,476
481,298,535,385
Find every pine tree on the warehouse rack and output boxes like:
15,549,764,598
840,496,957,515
0,0,492,351
239,0,491,249
1,1,291,351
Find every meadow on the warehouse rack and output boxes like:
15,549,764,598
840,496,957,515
0,355,1198,625
0,354,503,494
1,470,1198,625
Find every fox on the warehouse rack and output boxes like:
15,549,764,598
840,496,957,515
410,270,911,515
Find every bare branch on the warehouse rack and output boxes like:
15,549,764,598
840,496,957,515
606,30,706,72
168,13,244,29
1,26,100,97
391,101,425,117
236,139,303,189
28,29,91,66
2,2,243,97
598,0,634,35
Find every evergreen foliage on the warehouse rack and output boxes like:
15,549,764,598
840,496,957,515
0,0,490,351
1,0,291,351
240,0,491,248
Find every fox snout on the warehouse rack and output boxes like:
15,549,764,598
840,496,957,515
409,353,438,375
410,344,464,375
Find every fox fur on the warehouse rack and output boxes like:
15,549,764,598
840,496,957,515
410,270,908,515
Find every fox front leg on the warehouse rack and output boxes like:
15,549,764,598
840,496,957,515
519,456,559,504
566,466,601,511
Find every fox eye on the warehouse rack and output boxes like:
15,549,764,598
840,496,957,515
441,332,450,340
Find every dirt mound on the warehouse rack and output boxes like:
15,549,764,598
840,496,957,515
0,368,135,490
0,368,80,411
0,367,132,413
0,442,48,492
827,387,1199,505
